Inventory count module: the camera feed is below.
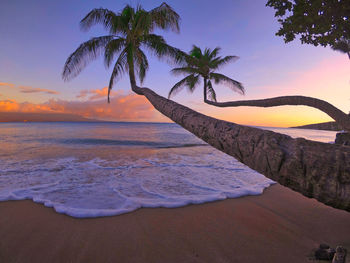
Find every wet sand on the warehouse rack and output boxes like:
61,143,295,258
0,184,349,263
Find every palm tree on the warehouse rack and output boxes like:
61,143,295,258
62,2,184,102
62,3,350,211
168,47,350,133
332,38,350,59
168,45,244,102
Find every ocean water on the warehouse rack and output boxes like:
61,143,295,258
0,122,337,218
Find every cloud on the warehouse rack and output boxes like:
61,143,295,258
0,92,158,121
18,86,60,95
0,82,59,95
76,87,117,100
0,82,15,88
0,99,53,112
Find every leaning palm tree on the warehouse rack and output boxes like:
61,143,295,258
168,45,244,102
63,3,350,211
62,3,184,102
169,46,350,133
331,38,350,59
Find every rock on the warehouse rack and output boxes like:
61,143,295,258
332,246,347,263
335,132,350,146
320,243,330,249
315,244,336,260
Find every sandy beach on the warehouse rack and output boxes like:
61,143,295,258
0,184,349,263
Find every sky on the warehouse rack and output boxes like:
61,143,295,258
0,0,349,127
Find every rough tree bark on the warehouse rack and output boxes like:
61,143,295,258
131,84,350,212
204,96,350,133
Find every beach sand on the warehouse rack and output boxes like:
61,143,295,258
0,184,349,263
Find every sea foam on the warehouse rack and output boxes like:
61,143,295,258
0,151,274,218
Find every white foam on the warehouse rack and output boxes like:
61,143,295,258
0,149,275,218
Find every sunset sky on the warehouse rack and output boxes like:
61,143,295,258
0,0,349,127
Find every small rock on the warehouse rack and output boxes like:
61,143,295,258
315,244,336,260
332,246,347,263
335,132,350,146
320,243,330,249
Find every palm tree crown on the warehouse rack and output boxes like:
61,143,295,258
331,38,350,59
62,3,183,102
168,45,244,102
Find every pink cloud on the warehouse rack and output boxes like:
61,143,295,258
0,82,59,95
18,86,60,95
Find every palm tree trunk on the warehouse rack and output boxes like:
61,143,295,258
204,96,350,132
128,75,350,211
203,78,207,101
128,63,143,95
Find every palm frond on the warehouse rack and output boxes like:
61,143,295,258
190,45,202,59
119,5,134,30
133,8,152,35
171,66,199,76
143,34,186,64
168,78,187,99
80,8,119,33
186,74,200,93
168,74,200,98
149,2,180,33
210,72,245,95
206,80,217,102
108,49,128,102
133,48,149,84
210,55,239,70
208,47,220,60
203,48,211,58
62,36,114,81
104,38,126,68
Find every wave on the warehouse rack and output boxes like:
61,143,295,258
0,154,275,218
50,138,208,148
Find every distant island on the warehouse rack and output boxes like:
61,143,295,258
291,121,342,131
0,112,101,122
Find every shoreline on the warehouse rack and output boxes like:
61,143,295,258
1,184,349,263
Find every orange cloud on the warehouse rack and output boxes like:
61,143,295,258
0,82,15,88
0,93,157,121
0,99,53,112
18,86,60,95
76,87,117,100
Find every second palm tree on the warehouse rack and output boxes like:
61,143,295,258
168,45,244,102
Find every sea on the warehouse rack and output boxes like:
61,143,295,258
0,122,338,218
